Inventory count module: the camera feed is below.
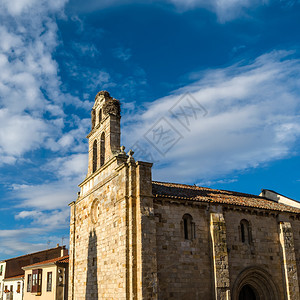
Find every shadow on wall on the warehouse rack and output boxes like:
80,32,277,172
86,230,98,299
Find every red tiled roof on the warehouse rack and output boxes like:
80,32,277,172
152,181,300,214
23,255,69,268
58,257,69,264
4,275,24,280
3,246,66,262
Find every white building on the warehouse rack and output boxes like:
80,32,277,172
2,275,24,300
0,261,6,300
260,189,300,208
0,246,67,300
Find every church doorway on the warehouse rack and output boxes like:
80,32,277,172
232,267,279,300
238,284,258,300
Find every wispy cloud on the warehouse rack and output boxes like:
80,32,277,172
166,0,270,21
0,152,87,257
113,47,132,61
0,0,90,165
0,0,89,257
68,0,273,22
123,50,300,183
197,179,238,187
72,42,101,57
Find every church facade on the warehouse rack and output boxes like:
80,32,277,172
68,91,300,300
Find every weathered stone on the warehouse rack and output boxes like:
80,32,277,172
68,91,300,300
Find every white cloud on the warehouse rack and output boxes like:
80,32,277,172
113,47,132,61
72,42,101,57
0,151,87,257
45,153,88,179
1,0,67,16
0,109,49,158
167,0,270,21
15,209,69,228
0,227,68,257
0,0,89,164
68,0,271,22
11,180,78,210
123,50,300,183
7,152,86,213
197,178,238,186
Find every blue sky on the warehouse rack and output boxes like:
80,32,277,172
0,0,300,259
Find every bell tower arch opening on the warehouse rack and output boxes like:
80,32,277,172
100,132,105,167
92,140,97,173
86,91,121,176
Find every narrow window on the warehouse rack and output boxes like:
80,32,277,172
10,285,13,292
240,219,251,244
93,140,97,172
99,109,102,123
182,214,195,240
184,218,188,239
47,272,52,292
37,269,42,293
92,257,96,266
32,271,37,293
0,265,2,275
100,132,105,167
91,109,95,129
31,269,42,294
17,282,21,293
241,223,245,242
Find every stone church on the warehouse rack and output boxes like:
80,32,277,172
68,91,300,300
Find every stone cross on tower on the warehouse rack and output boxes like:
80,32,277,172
86,91,121,176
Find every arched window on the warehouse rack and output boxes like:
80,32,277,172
93,140,97,172
182,214,195,240
91,109,95,129
99,109,102,124
240,219,251,244
100,132,105,167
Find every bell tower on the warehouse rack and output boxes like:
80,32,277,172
69,90,158,300
86,91,121,176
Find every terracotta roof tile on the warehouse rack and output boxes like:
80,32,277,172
4,275,24,280
24,255,69,268
152,181,300,214
3,246,66,262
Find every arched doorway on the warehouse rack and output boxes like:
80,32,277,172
239,284,258,300
232,267,279,300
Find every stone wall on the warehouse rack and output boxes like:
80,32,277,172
69,156,128,299
224,210,284,299
69,91,300,300
153,200,300,300
154,200,213,299
68,154,159,300
291,217,300,290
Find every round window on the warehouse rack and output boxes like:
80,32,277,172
90,198,100,224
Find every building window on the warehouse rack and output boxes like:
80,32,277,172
100,132,105,167
32,269,42,294
0,265,3,275
240,219,251,244
10,285,13,292
17,282,21,293
99,109,102,123
47,272,52,292
93,140,97,172
27,274,32,292
182,214,195,240
91,109,95,129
